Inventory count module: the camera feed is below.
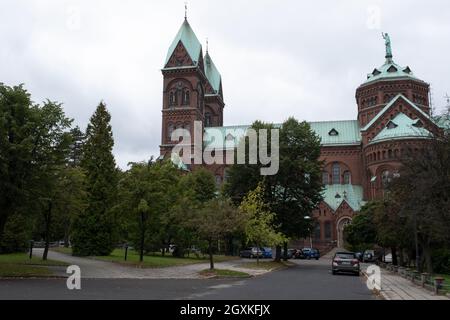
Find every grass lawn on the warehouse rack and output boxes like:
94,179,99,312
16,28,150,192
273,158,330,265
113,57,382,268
199,268,251,278
52,247,238,268
0,252,68,277
239,260,294,271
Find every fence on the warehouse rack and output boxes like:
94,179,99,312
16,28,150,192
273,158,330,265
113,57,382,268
377,261,449,296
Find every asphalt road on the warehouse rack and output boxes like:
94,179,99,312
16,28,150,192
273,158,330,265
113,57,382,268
0,259,373,300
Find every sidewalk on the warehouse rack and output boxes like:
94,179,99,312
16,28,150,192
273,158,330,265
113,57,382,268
32,249,271,279
362,264,449,300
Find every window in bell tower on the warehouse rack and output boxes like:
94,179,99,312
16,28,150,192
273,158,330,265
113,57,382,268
205,112,211,127
182,89,190,105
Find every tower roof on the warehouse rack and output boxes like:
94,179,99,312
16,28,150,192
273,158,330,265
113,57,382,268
164,19,202,67
363,33,422,85
204,51,222,94
364,60,419,84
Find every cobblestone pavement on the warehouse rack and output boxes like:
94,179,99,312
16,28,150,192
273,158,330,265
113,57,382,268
32,249,270,279
361,264,449,300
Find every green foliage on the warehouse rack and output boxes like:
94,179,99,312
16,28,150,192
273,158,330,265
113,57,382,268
343,202,378,252
189,197,246,268
240,184,285,250
431,248,450,274
224,118,323,241
71,102,117,256
0,83,74,253
0,213,33,253
182,168,217,204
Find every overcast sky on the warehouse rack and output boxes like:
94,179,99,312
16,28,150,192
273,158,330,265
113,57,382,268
1,0,449,168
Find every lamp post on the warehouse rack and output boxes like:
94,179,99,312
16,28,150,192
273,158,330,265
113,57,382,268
304,216,312,248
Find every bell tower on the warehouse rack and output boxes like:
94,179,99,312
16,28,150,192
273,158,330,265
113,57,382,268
160,16,225,160
160,17,207,159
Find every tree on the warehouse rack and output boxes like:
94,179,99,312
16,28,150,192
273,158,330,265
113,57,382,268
0,84,40,249
240,184,285,264
344,202,378,253
385,127,450,272
115,160,184,261
190,198,246,269
183,168,217,204
224,118,323,262
71,102,118,256
68,126,85,167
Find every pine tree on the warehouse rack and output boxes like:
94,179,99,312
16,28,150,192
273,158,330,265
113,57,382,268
68,126,85,167
71,102,118,256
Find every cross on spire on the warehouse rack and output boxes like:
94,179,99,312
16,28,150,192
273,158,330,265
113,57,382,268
206,37,209,53
184,2,188,20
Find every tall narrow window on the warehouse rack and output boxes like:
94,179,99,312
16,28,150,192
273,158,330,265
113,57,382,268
182,89,190,105
332,162,340,184
167,123,174,141
343,171,351,184
322,171,329,185
169,92,176,106
314,223,321,240
324,221,332,240
205,112,211,127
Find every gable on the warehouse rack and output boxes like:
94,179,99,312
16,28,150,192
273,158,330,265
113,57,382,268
361,94,438,141
165,41,195,68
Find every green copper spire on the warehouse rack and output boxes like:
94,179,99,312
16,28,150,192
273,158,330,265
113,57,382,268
164,19,202,67
204,51,222,94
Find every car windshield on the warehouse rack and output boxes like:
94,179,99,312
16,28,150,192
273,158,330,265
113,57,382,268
336,253,355,259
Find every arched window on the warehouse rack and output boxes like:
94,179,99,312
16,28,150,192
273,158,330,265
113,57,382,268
182,89,190,105
167,123,174,141
324,221,332,240
343,171,351,184
381,170,391,187
332,162,340,184
322,171,329,185
169,91,176,106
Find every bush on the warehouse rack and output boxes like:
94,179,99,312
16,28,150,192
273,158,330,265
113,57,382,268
0,213,32,253
432,248,450,274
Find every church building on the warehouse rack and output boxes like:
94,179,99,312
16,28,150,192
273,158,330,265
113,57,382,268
160,17,448,251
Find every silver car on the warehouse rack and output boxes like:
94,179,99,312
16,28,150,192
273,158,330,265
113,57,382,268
331,251,360,275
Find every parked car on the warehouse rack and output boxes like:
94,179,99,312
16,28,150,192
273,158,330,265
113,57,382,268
302,248,320,260
240,247,263,259
354,252,364,262
261,247,273,259
331,251,360,275
363,250,377,262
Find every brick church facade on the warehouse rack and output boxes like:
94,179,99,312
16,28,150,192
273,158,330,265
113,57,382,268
159,18,448,250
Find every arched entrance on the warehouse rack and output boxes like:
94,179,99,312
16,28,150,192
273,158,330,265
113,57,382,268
336,217,352,248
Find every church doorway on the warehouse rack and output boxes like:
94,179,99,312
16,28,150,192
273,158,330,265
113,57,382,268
336,217,352,248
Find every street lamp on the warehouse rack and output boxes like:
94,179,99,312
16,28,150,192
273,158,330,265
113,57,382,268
304,216,313,248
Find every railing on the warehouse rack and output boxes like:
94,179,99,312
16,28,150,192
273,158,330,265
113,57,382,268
376,261,449,296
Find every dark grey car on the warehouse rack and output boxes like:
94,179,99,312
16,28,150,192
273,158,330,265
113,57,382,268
331,251,360,275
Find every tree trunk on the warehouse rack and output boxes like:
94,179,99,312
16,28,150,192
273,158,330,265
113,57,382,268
274,245,281,262
208,239,214,270
391,247,398,266
0,214,8,252
398,248,405,266
256,242,260,265
422,242,433,273
139,212,145,263
43,201,53,261
283,242,288,261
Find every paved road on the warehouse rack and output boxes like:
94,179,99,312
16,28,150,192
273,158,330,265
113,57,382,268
0,259,374,300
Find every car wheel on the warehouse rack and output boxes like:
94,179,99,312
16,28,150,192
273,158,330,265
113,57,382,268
250,254,254,259
315,258,319,260
307,256,311,260
332,270,336,275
